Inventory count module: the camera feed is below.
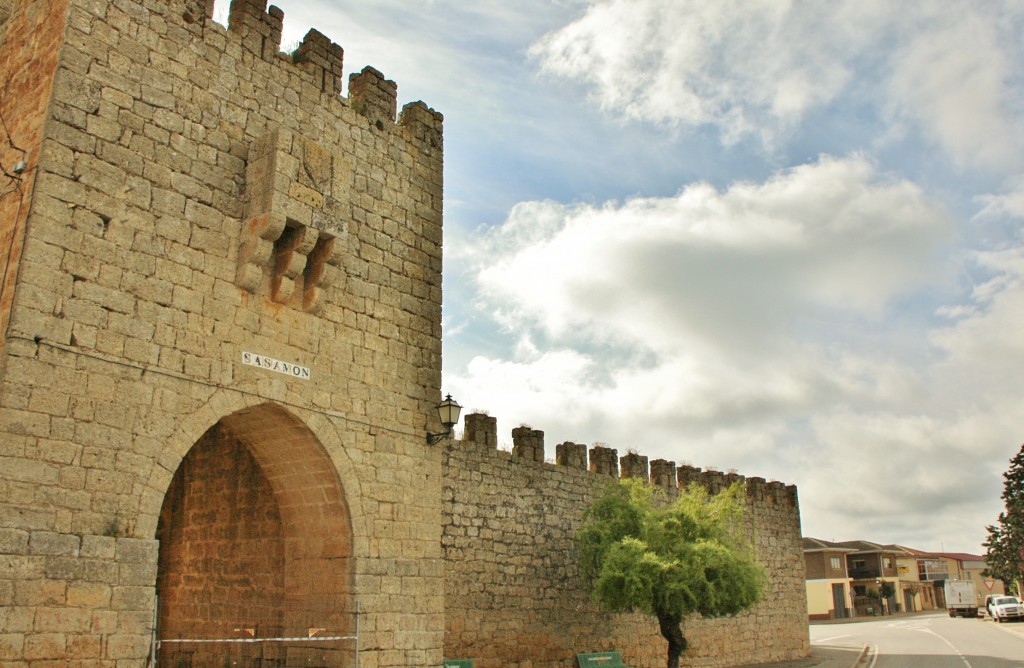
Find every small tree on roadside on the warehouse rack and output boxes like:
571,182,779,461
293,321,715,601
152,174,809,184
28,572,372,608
984,443,1024,596
879,581,896,613
575,478,766,668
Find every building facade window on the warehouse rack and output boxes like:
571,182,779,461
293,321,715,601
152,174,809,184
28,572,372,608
918,559,949,581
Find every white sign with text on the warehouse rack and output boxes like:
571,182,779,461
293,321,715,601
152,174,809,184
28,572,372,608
241,352,311,380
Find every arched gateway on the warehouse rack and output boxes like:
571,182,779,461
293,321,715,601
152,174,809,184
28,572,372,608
155,404,354,666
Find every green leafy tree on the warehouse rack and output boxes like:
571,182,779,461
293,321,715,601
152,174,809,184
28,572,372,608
575,478,766,668
984,444,1024,595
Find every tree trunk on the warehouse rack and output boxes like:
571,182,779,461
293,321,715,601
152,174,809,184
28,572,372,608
657,612,687,668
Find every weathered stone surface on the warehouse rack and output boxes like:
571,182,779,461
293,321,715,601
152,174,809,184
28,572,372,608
0,1,807,667
1,0,443,665
443,419,809,667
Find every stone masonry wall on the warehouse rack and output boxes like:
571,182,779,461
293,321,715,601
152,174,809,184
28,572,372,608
0,0,811,666
0,0,445,665
0,0,72,363
155,425,287,647
442,413,810,668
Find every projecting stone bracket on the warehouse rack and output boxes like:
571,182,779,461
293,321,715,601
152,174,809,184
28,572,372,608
237,128,349,312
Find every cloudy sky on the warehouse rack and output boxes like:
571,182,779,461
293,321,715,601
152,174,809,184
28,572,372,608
218,1,1024,554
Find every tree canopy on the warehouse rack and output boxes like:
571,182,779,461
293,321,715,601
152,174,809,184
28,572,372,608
984,444,1024,594
575,478,766,668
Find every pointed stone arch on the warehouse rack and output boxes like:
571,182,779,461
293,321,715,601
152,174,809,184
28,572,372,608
154,399,359,665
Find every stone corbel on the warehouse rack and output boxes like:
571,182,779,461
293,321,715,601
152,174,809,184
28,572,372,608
236,128,347,313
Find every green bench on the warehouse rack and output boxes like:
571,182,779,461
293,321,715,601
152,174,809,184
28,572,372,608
443,660,473,668
577,651,632,668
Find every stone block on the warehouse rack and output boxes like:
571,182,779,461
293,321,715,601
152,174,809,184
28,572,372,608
66,582,111,608
0,632,25,660
28,531,80,557
33,606,93,633
66,632,102,659
2,555,47,580
0,411,53,441
14,580,66,607
0,528,30,555
22,632,66,659
103,632,150,659
0,606,35,633
109,586,152,611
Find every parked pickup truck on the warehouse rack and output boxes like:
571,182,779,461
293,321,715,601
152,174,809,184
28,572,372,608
944,581,979,618
990,596,1024,623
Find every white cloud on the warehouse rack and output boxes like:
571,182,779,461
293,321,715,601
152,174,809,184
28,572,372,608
214,0,1024,553
886,7,1024,172
531,0,1024,169
470,155,951,356
531,0,858,146
974,179,1024,232
445,153,1024,551
930,246,1024,400
455,155,948,427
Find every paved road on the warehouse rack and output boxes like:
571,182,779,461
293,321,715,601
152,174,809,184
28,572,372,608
807,612,1024,668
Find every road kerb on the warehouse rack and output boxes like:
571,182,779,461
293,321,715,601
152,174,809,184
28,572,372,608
849,644,871,668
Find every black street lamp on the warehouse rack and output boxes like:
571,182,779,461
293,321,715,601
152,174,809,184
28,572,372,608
426,394,462,444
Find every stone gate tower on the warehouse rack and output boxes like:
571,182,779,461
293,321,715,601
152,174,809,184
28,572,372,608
0,0,446,665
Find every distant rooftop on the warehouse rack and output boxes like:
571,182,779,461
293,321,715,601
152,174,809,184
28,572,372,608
803,537,985,561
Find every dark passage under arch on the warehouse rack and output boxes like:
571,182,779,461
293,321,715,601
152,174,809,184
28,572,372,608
156,403,354,666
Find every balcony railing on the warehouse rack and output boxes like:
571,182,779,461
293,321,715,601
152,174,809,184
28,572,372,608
918,572,948,581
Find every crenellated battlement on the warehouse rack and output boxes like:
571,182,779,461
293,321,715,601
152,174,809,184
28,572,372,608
168,0,437,132
89,0,447,312
444,413,808,665
229,0,283,61
292,28,345,96
350,66,398,129
457,412,798,507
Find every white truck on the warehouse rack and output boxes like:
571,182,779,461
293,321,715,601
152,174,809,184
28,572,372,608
944,580,979,617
